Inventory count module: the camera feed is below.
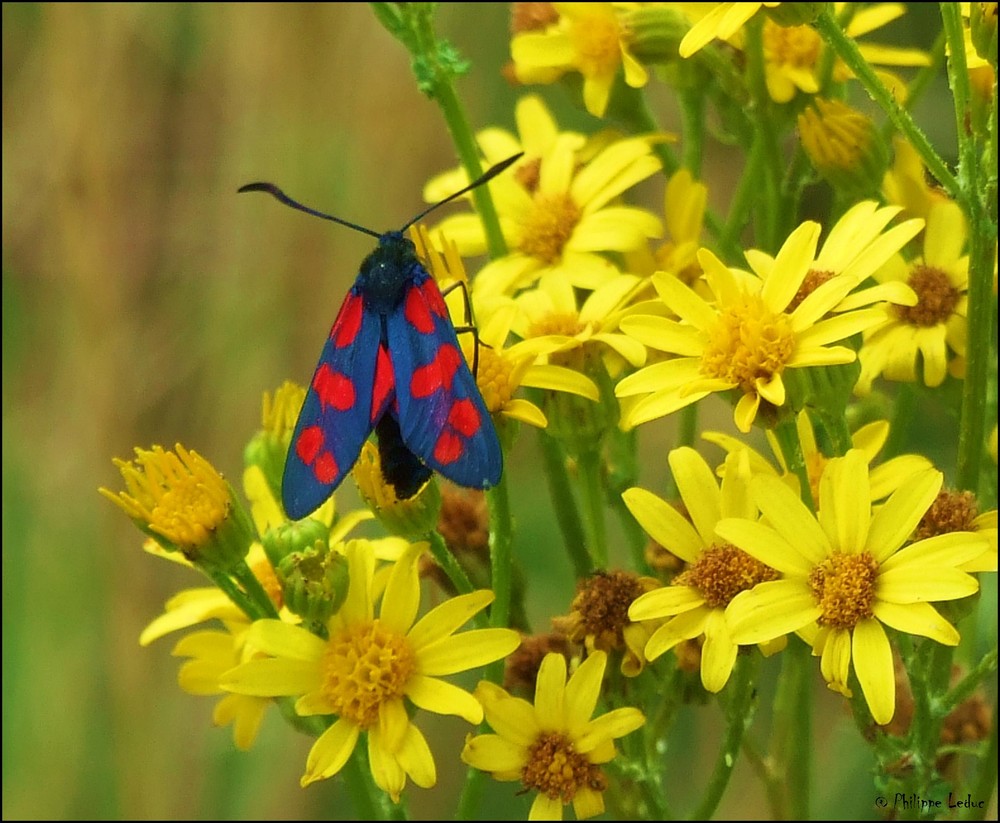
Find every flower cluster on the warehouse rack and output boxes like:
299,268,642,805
103,3,997,820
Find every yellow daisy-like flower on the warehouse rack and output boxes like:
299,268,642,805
626,448,784,692
462,650,645,820
511,3,648,117
856,201,970,393
512,271,648,373
718,449,986,724
220,540,521,799
740,4,930,104
703,410,933,503
743,200,923,314
432,133,662,293
616,220,886,433
678,2,781,58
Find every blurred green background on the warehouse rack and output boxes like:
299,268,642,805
2,3,994,821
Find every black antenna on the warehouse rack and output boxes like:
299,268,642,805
238,153,523,237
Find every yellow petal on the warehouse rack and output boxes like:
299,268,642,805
405,674,483,724
622,486,704,562
417,628,521,676
301,719,359,785
726,581,822,644
852,619,895,725
872,600,960,645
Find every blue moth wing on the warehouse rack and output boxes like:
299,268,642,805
388,265,502,488
282,286,384,519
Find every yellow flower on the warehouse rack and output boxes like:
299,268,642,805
220,540,521,799
677,2,781,58
617,220,886,433
743,199,923,314
432,133,662,293
511,3,649,117
742,4,930,104
100,443,254,570
856,201,969,393
462,651,645,820
718,450,986,724
703,410,934,503
797,99,888,197
512,271,649,373
626,448,784,692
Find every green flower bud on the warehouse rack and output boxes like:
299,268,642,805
277,540,350,624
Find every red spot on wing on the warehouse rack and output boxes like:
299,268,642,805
447,398,481,436
404,280,449,334
420,279,449,317
410,344,462,398
371,345,395,422
296,425,324,464
433,430,463,465
313,451,338,483
313,364,356,411
332,293,364,347
404,285,435,334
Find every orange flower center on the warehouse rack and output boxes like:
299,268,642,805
522,731,606,803
519,193,582,263
788,268,835,312
700,295,796,392
808,551,879,629
893,264,961,327
321,619,415,728
675,544,780,608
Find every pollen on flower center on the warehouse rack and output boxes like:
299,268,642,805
675,544,780,608
914,489,979,540
700,295,796,391
808,551,880,629
322,619,416,728
151,477,230,550
522,731,606,803
519,193,582,263
893,264,960,327
528,311,587,338
763,19,822,68
569,13,621,76
475,346,515,413
789,269,835,312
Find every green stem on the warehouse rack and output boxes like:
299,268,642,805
426,530,476,596
690,652,759,820
814,7,961,200
485,472,513,682
772,416,815,511
538,428,592,579
769,637,813,820
941,2,998,495
962,692,999,821
343,744,404,820
743,14,786,251
372,3,508,259
612,84,740,262
578,447,608,569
